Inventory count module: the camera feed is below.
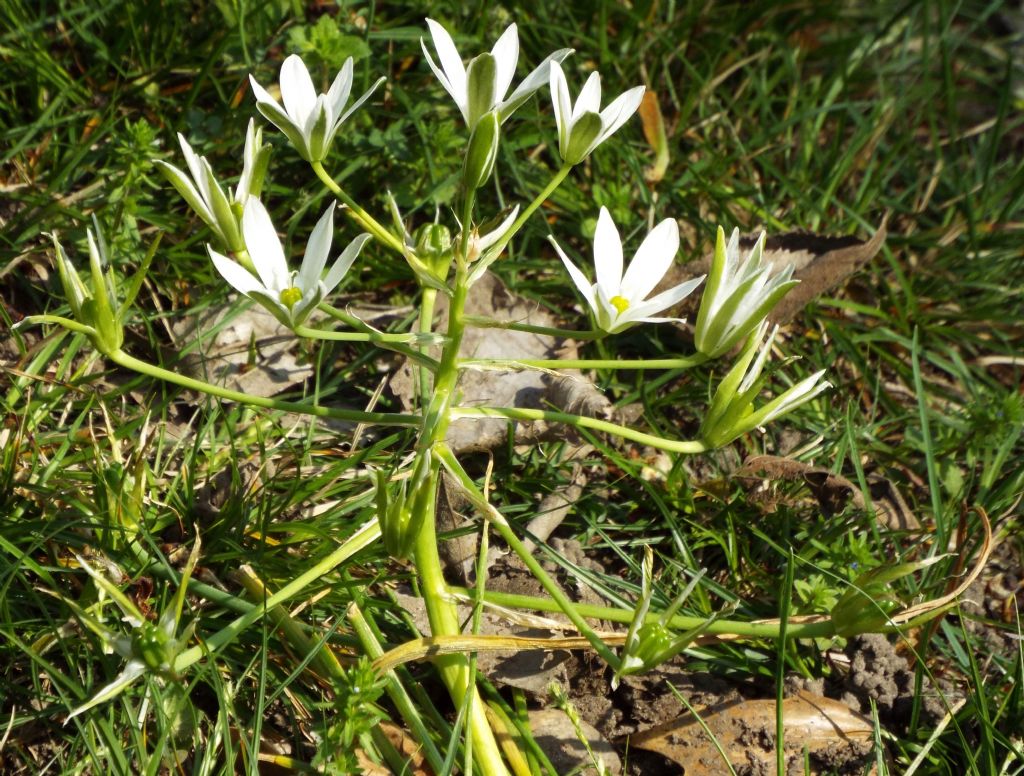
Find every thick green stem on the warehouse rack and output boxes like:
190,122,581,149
109,350,418,427
408,265,510,775
451,405,707,454
311,162,405,256
460,354,708,371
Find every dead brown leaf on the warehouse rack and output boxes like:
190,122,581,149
734,454,920,531
667,218,889,325
627,690,874,775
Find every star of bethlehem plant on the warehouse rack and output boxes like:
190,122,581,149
27,17,936,776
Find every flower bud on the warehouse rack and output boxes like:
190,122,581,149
49,229,126,355
414,223,453,263
463,111,500,190
375,469,419,560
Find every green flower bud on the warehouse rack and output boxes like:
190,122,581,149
414,223,453,262
463,111,500,190
375,469,422,560
132,621,175,674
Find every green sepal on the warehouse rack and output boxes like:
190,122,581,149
306,102,330,163
463,110,500,190
564,111,603,165
465,53,497,130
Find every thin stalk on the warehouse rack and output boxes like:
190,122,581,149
448,587,838,641
460,355,708,371
317,302,441,368
462,315,601,340
311,162,405,255
478,164,572,264
435,444,622,669
293,324,424,344
109,350,418,427
451,406,706,454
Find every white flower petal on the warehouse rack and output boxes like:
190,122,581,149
323,233,371,293
549,61,573,153
208,247,265,297
476,205,520,252
619,217,679,301
337,75,385,126
595,84,645,143
592,207,623,297
176,134,209,205
627,275,704,321
425,18,468,117
280,55,318,125
490,23,519,101
550,237,596,309
297,203,335,293
574,71,602,121
241,199,289,293
502,48,573,118
325,58,354,125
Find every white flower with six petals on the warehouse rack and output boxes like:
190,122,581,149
208,199,370,329
551,207,705,333
421,19,572,129
249,54,384,163
549,61,645,165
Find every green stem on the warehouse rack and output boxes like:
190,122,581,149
418,288,438,401
109,350,418,427
460,354,709,371
406,264,509,775
316,302,442,368
462,315,601,340
173,519,382,673
293,324,423,345
478,164,572,265
311,162,405,256
448,587,838,641
435,445,622,668
451,406,706,455
348,603,446,775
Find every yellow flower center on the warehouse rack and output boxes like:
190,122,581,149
610,295,630,314
279,287,302,309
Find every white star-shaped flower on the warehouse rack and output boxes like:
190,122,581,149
551,207,705,333
208,199,370,329
249,54,384,162
421,18,572,129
